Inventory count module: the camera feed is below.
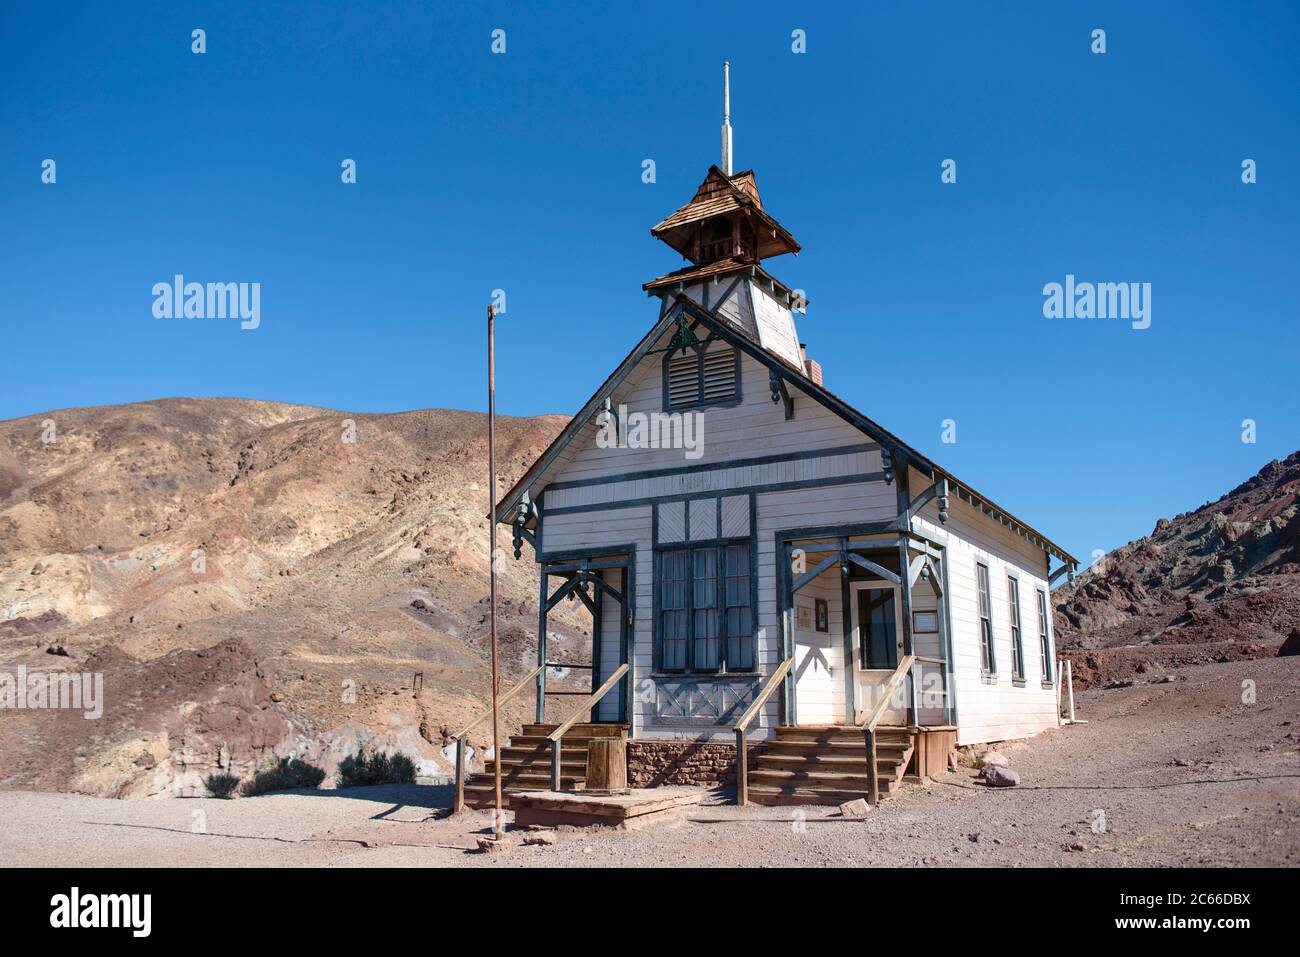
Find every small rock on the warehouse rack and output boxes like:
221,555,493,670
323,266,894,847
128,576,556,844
523,833,557,847
838,798,872,818
981,766,1020,788
968,833,980,843
1172,757,1190,767
1064,841,1085,852
270,692,285,703
475,836,512,854
981,751,1011,769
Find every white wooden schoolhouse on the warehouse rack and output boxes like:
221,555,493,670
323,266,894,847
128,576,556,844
463,66,1079,807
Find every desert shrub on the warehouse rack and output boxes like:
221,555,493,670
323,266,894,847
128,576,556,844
205,772,241,799
336,748,417,788
238,757,326,797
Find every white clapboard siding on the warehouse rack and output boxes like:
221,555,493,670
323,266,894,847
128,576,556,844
905,468,1058,746
792,567,845,725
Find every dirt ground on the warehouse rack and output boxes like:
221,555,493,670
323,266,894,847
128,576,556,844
2,656,1296,868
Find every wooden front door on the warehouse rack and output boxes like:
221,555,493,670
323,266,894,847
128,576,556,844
849,581,906,725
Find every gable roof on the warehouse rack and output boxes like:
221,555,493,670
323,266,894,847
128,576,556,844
495,295,1078,567
650,166,800,262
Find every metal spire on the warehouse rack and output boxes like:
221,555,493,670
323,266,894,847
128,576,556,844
721,60,733,175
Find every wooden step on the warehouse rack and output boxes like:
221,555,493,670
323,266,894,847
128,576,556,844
745,785,895,807
761,739,911,756
746,769,904,791
773,727,912,744
752,753,906,773
503,734,603,749
520,723,628,737
498,746,590,762
466,772,585,790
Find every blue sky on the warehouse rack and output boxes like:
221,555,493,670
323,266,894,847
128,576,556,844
2,1,1297,565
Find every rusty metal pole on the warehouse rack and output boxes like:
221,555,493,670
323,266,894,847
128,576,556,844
487,303,504,839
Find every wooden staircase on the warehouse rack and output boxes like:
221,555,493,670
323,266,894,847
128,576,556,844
463,723,627,807
745,725,916,806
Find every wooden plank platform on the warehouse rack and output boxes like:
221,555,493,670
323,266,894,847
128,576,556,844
510,787,705,830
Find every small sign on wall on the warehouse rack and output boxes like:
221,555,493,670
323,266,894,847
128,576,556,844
814,598,829,633
913,610,939,633
796,605,813,630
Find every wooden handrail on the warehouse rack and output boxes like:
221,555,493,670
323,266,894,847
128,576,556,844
547,663,629,742
859,654,916,808
859,654,916,733
451,663,545,814
546,663,629,789
733,656,794,733
733,657,794,806
450,663,544,741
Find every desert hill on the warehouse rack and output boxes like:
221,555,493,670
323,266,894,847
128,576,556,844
0,398,582,797
1053,451,1300,687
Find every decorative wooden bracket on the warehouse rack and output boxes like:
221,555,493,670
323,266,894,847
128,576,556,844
512,491,538,559
1048,563,1076,586
898,477,950,530
769,368,794,420
597,396,618,430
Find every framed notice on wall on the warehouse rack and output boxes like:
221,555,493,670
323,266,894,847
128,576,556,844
912,610,939,633
814,598,829,632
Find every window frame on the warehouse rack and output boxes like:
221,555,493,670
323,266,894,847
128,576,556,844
976,561,996,676
1036,587,1053,685
654,535,756,675
1007,574,1026,684
660,323,743,412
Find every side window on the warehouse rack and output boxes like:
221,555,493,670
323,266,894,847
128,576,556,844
1037,588,1053,683
1008,575,1025,681
976,562,995,674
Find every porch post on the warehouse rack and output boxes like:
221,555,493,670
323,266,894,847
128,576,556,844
536,568,548,723
590,582,604,722
936,548,957,726
896,473,916,726
779,540,796,723
840,549,856,723
619,564,632,725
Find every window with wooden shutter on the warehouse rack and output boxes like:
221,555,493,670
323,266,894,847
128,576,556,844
663,345,739,410
701,349,737,402
666,351,701,407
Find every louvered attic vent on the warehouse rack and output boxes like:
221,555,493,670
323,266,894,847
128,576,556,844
666,347,738,409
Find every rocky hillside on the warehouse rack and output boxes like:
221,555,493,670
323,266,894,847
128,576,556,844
1053,452,1300,687
0,398,585,797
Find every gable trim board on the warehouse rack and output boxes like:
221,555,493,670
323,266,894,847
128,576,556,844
495,294,1076,570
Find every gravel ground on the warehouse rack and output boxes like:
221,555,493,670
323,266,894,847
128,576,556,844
3,657,1297,868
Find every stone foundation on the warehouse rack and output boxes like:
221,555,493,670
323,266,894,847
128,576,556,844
626,740,737,788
